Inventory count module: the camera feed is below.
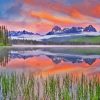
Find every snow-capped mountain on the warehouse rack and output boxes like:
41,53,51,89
9,30,35,36
46,25,97,35
9,25,97,37
83,25,97,32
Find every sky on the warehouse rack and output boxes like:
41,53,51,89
0,0,100,34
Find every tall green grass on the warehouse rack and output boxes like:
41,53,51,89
0,73,99,100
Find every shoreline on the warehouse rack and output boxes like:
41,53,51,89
1,45,100,48
11,45,100,48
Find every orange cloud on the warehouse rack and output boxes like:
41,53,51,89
24,0,100,19
69,9,86,20
30,11,77,25
24,0,88,20
75,1,100,18
92,5,100,17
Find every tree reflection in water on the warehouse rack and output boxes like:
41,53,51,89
0,48,10,67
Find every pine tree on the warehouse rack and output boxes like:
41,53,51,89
0,25,9,45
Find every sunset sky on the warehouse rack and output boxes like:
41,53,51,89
0,0,100,34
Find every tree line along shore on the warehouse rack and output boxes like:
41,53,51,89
0,26,10,46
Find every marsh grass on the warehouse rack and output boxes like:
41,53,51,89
0,73,99,100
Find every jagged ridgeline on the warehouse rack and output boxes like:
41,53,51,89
0,26,10,46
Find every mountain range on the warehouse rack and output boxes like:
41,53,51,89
9,30,41,37
9,25,97,36
47,25,97,35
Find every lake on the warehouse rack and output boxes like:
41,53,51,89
0,47,100,99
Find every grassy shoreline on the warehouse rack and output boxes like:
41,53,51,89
0,43,11,46
0,72,99,100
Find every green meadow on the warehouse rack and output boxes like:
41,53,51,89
38,36,100,45
68,36,100,44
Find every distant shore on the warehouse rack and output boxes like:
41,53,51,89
1,45,100,48
9,45,100,48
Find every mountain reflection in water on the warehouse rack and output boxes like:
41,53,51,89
0,47,100,76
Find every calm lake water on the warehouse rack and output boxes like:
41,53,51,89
0,47,100,99
0,47,100,76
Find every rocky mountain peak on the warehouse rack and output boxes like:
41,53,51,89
84,25,97,32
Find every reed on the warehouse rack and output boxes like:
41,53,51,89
0,73,99,100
